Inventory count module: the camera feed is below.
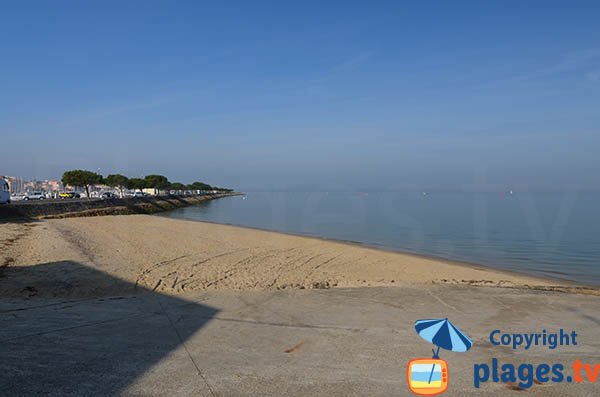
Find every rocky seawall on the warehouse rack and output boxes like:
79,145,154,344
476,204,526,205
0,193,241,219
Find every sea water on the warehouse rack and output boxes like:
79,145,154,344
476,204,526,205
159,191,600,285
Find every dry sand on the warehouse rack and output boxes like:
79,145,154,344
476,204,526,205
0,215,595,298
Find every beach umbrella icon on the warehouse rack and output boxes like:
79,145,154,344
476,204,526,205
414,318,472,384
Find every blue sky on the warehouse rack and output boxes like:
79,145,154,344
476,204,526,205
1,1,599,190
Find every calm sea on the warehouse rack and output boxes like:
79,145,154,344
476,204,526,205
159,191,600,285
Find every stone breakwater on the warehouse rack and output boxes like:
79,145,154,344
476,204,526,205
0,193,241,219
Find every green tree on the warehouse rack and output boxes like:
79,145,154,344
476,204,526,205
144,174,170,195
190,181,212,191
104,174,129,198
127,178,146,193
61,170,103,199
170,182,186,192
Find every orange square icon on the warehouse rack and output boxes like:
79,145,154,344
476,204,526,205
407,358,449,396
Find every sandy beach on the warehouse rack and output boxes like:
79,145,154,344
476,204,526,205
1,214,594,298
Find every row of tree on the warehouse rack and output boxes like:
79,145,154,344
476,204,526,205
61,170,232,198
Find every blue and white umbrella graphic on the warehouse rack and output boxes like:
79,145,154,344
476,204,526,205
414,318,473,384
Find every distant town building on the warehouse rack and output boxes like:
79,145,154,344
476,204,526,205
31,179,62,193
2,176,62,194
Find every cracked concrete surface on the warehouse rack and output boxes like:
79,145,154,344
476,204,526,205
2,286,600,396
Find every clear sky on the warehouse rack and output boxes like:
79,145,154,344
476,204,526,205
1,1,599,191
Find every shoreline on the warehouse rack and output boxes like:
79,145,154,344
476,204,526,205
2,214,599,299
157,215,591,290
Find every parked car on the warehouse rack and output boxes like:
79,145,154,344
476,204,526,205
10,193,26,202
59,192,81,199
23,191,46,200
100,192,116,199
131,191,148,198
